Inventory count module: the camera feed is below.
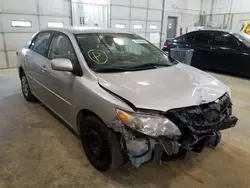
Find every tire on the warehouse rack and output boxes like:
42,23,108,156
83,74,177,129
80,115,125,171
21,73,36,102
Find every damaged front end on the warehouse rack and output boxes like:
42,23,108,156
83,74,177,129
117,92,238,168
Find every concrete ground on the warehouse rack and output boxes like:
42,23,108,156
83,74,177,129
0,68,250,188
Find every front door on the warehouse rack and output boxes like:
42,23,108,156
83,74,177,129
210,32,243,75
27,31,53,101
238,48,250,77
167,17,177,39
43,32,79,124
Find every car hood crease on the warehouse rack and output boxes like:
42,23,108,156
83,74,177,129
97,63,228,112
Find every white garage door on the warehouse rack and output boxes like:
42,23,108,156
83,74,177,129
0,0,71,69
110,0,163,48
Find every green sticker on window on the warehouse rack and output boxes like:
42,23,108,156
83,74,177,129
88,49,108,64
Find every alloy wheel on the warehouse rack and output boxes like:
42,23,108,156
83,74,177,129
21,76,29,97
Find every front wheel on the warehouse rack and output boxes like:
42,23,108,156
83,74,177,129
80,115,126,171
21,74,36,102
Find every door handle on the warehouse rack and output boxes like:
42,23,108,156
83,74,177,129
41,65,47,72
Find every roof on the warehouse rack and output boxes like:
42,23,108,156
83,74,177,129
186,29,234,35
201,29,233,32
40,26,131,34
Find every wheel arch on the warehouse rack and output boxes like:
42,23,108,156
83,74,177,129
19,66,25,79
76,109,105,135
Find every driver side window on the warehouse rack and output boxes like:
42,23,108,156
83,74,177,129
30,32,51,56
48,34,77,65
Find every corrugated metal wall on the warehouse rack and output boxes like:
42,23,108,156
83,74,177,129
0,0,71,69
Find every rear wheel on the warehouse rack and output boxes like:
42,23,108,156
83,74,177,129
21,73,36,102
80,115,125,171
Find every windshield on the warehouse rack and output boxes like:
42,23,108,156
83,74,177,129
75,33,175,72
233,33,250,47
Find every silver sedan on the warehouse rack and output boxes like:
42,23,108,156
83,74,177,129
17,27,237,171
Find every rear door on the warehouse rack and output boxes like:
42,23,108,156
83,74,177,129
191,32,214,69
43,32,79,124
27,31,53,100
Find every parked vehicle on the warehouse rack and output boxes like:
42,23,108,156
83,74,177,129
17,27,237,171
162,30,250,78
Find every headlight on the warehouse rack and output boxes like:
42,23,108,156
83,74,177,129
116,109,181,138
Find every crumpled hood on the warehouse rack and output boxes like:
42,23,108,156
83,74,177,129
97,63,228,112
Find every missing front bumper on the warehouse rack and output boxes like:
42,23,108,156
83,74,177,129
125,116,238,167
217,116,238,130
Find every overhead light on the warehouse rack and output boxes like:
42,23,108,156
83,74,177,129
11,21,32,27
133,24,143,29
150,25,158,30
115,24,125,29
48,22,64,28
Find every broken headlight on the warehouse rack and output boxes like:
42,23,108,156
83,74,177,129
116,109,181,138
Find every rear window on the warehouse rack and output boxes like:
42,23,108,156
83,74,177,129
233,33,250,47
180,34,195,43
194,33,212,45
174,35,182,41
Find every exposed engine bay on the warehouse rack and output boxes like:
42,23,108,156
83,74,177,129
119,93,238,168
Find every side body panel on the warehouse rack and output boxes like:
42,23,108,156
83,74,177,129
42,62,76,126
18,29,133,135
237,46,250,77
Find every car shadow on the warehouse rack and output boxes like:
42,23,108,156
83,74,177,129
38,101,80,139
103,151,207,187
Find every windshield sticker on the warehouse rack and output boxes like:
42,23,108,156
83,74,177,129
88,49,108,64
132,39,148,44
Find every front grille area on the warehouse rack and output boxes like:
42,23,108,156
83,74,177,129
166,93,232,134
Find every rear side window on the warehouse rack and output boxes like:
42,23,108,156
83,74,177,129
30,32,51,56
212,33,238,48
194,33,212,45
48,34,77,65
181,34,195,43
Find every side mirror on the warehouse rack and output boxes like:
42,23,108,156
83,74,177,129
51,58,73,72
